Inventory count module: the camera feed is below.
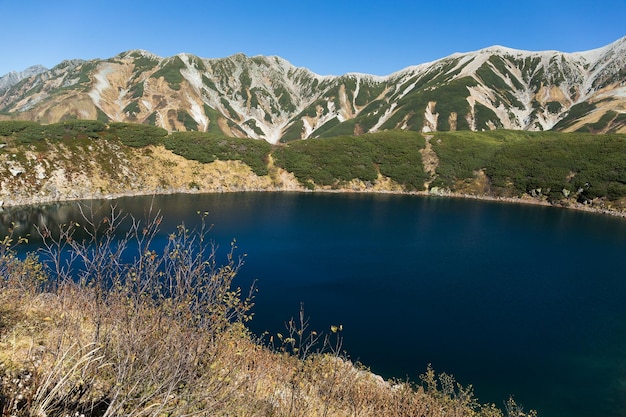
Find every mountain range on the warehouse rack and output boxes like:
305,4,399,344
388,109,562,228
1,37,625,143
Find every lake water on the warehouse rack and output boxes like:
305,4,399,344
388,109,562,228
2,192,626,417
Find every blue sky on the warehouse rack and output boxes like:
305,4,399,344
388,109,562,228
1,0,625,77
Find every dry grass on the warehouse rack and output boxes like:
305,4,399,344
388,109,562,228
0,211,535,417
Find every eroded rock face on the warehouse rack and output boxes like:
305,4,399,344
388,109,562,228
0,143,306,207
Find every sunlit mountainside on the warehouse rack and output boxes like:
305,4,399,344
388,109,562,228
1,37,625,143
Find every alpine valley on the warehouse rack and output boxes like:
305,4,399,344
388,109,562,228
1,37,625,143
2,36,626,417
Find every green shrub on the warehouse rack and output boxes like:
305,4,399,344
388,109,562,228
108,122,168,147
10,120,106,143
577,111,618,133
0,120,40,136
96,108,110,123
474,103,503,130
129,81,144,98
123,101,141,116
281,120,305,142
131,54,159,73
243,119,264,137
273,131,426,189
546,101,563,114
429,131,512,188
485,133,626,201
144,112,158,126
369,131,427,190
315,119,357,138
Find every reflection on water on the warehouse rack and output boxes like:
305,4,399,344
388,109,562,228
2,192,626,417
0,202,84,238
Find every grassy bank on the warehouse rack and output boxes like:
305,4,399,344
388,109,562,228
0,211,532,417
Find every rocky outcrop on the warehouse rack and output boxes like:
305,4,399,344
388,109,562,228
0,143,306,208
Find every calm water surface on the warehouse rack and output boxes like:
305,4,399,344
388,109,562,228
2,192,626,417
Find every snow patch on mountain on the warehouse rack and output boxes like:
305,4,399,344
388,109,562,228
456,54,489,79
187,95,208,131
88,63,114,107
179,54,204,92
370,103,398,132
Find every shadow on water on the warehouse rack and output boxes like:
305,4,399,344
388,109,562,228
2,192,626,417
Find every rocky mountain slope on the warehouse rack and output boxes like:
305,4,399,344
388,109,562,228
0,64,47,91
1,37,625,143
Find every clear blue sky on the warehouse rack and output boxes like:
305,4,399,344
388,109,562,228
1,0,625,77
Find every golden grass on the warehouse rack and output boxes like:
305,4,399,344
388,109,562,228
0,278,535,417
0,218,534,417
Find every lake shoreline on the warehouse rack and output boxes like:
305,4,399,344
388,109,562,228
2,185,625,219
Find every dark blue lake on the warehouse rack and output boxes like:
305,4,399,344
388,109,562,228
2,192,626,417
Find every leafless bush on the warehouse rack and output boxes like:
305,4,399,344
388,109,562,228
1,204,254,416
0,203,535,417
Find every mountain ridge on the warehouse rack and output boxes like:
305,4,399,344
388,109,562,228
0,64,48,91
1,36,625,142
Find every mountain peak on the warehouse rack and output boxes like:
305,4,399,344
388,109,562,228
117,49,162,60
1,37,624,140
0,64,48,91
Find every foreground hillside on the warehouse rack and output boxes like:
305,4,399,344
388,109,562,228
0,208,533,417
1,37,625,142
1,120,625,216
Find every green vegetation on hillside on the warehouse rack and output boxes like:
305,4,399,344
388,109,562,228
1,119,625,209
0,120,40,136
129,81,145,98
280,119,305,142
429,131,519,188
0,121,135,182
376,77,477,132
176,110,199,131
314,119,357,138
151,56,186,90
552,102,596,130
107,122,168,147
487,133,626,202
122,101,141,117
128,51,160,73
273,131,426,190
576,110,625,133
163,132,271,176
203,104,225,134
0,120,106,144
430,130,626,204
